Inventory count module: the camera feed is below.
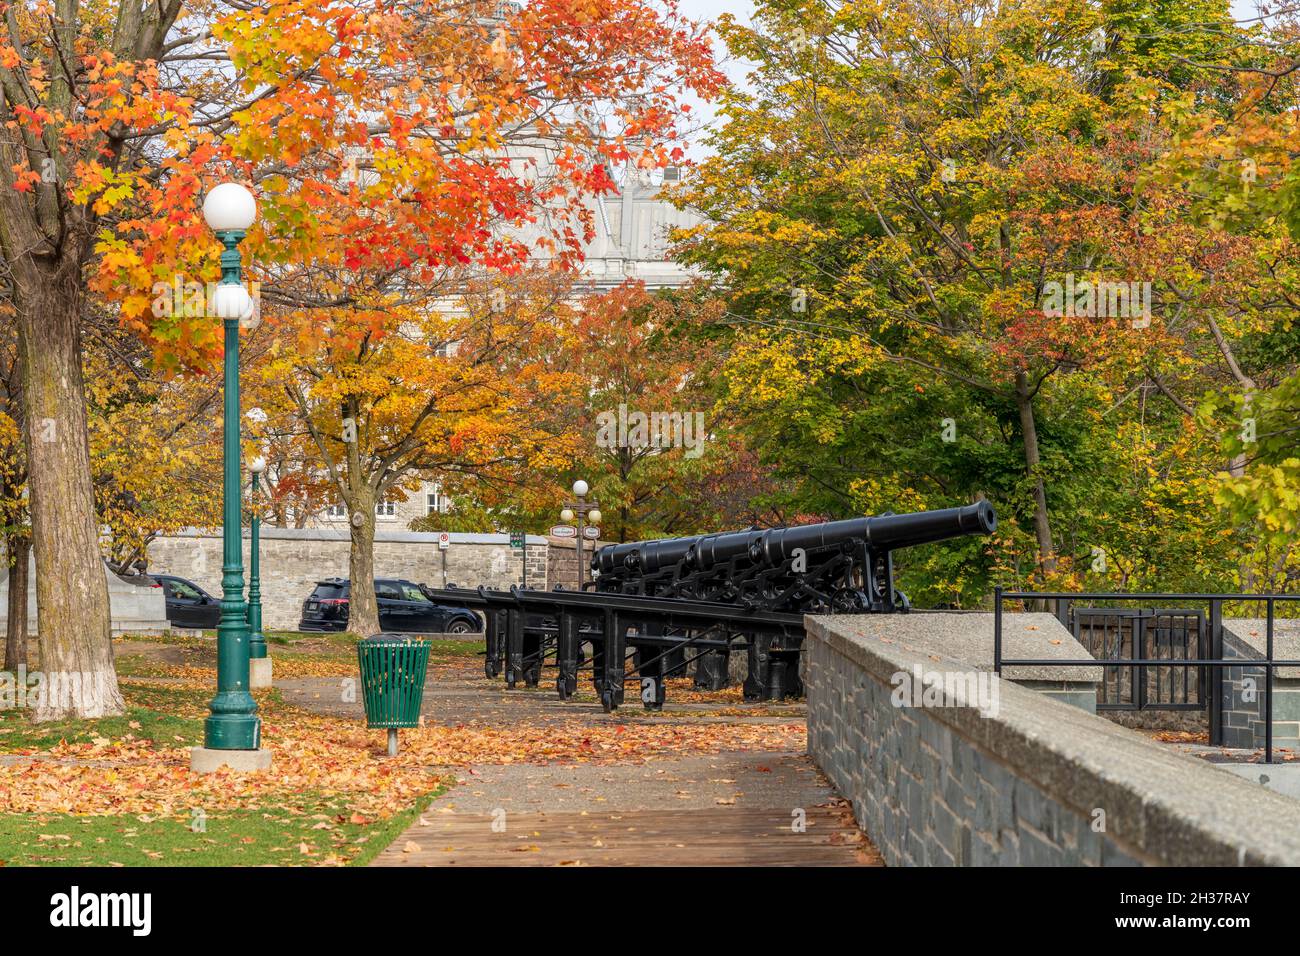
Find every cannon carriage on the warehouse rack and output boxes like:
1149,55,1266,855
427,501,996,711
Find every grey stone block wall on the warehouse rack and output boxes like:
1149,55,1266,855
1219,620,1300,751
545,535,608,590
805,614,1300,866
0,555,169,638
147,529,549,631
805,634,1127,866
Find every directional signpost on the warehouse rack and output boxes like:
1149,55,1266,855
510,530,526,588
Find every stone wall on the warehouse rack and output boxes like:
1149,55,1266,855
546,535,608,590
1219,619,1300,750
0,554,169,638
147,529,548,631
805,612,1300,866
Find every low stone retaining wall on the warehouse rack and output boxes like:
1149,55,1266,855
0,556,169,638
805,612,1300,866
1220,619,1300,751
148,528,548,632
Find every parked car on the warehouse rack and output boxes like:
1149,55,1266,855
151,574,222,629
299,577,483,634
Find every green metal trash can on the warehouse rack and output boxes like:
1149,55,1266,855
357,634,432,755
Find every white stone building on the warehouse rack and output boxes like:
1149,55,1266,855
306,164,703,531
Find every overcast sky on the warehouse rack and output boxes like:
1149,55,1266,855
677,0,756,160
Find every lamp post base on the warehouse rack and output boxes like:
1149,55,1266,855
249,657,273,689
203,708,261,751
190,747,273,774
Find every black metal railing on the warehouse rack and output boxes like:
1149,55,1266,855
1070,607,1207,710
993,589,1300,763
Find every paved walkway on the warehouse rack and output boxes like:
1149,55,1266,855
281,656,881,867
373,750,875,866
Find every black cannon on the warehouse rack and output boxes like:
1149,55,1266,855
591,501,997,701
429,501,996,712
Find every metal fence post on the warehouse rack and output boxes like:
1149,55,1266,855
993,586,1003,676
1055,596,1071,629
1209,598,1224,747
1267,598,1275,764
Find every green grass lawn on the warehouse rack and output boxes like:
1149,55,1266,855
114,630,209,649
111,655,202,679
422,638,485,657
0,686,209,752
0,790,436,866
118,627,485,663
263,629,342,647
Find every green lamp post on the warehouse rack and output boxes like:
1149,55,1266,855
199,182,261,754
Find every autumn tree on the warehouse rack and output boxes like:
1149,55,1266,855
673,0,1275,602
215,1,721,636
0,0,324,717
0,293,29,670
86,325,225,573
406,280,762,543
251,270,582,636
557,281,741,542
1149,8,1300,590
0,0,719,712
0,0,198,716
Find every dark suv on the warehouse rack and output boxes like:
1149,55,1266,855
151,574,222,628
298,578,482,634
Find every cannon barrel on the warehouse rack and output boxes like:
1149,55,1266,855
594,535,701,576
594,501,996,576
752,500,995,566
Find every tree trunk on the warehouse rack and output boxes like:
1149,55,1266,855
4,533,30,671
347,485,381,637
1015,372,1057,574
17,275,123,719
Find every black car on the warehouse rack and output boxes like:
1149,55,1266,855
299,577,483,634
151,574,223,629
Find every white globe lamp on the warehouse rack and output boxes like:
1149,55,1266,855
210,282,254,321
203,182,257,232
